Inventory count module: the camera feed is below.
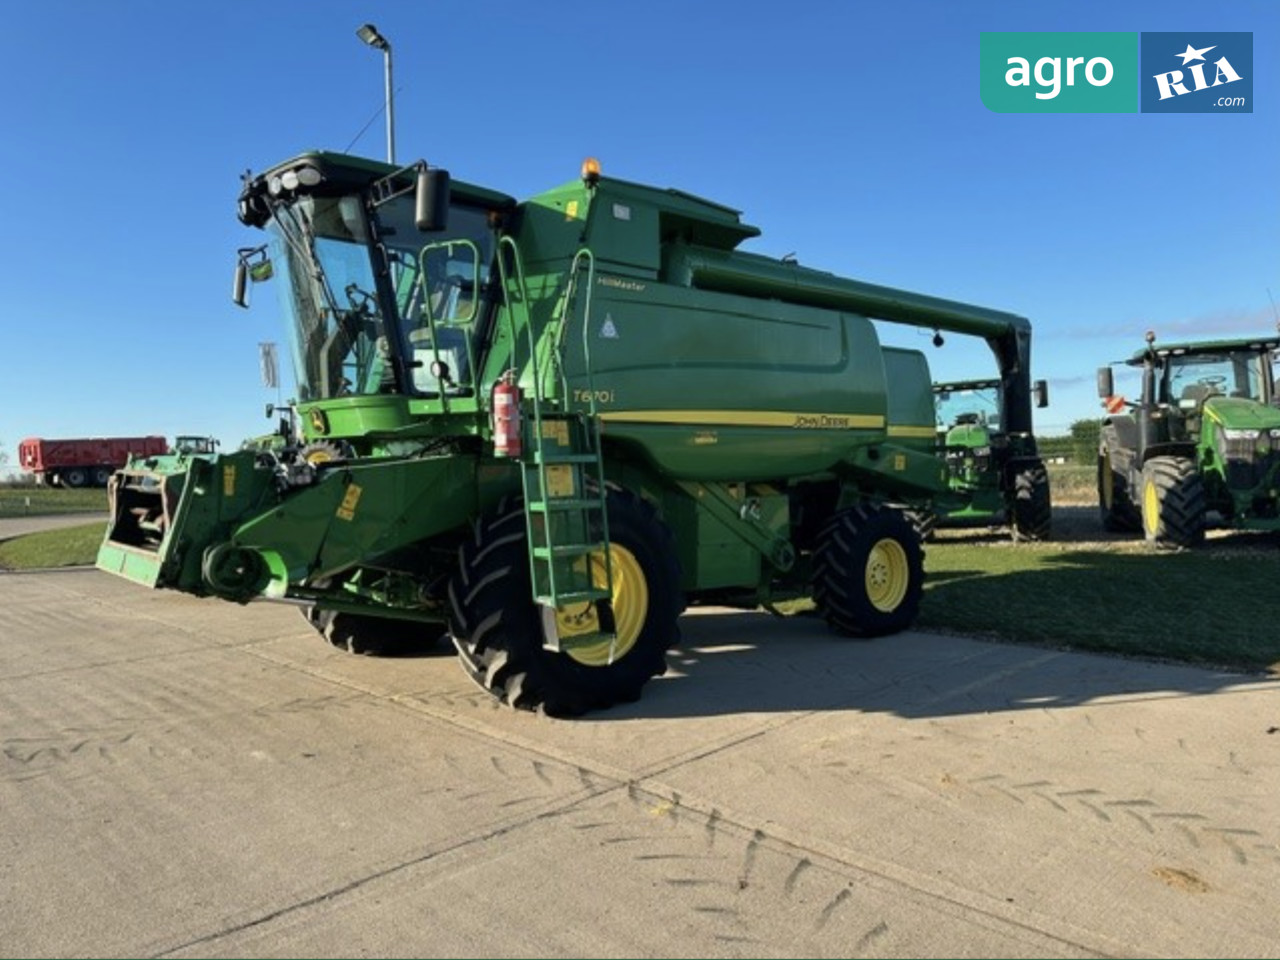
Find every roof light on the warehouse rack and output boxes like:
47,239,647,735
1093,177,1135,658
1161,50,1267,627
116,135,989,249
581,157,601,185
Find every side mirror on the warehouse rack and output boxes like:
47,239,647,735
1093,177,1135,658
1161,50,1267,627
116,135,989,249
265,403,275,419
234,246,272,308
416,166,451,232
233,261,249,308
1032,379,1049,408
1096,366,1114,399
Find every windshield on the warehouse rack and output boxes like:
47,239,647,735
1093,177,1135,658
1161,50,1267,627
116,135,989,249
266,192,494,401
1165,352,1263,405
935,385,1001,431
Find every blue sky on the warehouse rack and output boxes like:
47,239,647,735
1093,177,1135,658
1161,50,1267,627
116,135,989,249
1,0,1275,473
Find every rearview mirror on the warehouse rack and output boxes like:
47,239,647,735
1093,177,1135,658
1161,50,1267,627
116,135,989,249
1096,366,1114,399
416,166,451,232
1032,379,1049,408
233,261,249,308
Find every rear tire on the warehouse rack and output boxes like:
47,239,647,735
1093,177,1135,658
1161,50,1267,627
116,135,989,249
1010,461,1052,541
813,504,923,638
299,606,439,655
93,467,113,487
1097,449,1141,532
448,491,682,716
63,468,87,488
1141,456,1205,549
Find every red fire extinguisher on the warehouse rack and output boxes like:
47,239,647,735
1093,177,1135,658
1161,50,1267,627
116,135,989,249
492,371,522,458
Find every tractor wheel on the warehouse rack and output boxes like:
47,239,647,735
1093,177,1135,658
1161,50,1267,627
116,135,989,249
901,507,937,542
63,468,87,489
812,503,923,638
298,606,439,655
1140,456,1205,549
1009,462,1052,541
448,491,682,716
1097,449,1141,532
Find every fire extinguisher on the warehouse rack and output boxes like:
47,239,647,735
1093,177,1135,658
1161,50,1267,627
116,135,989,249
491,370,522,458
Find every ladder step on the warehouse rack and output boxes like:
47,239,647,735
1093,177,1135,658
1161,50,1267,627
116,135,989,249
534,589,610,606
531,543,606,560
526,498,606,513
529,453,599,465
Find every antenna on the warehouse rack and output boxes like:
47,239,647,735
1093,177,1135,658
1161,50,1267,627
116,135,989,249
1268,287,1279,333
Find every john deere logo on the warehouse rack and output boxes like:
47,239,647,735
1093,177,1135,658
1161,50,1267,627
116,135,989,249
1140,33,1252,112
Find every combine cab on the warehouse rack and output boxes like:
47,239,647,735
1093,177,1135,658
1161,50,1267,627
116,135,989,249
1097,332,1280,547
99,151,1045,714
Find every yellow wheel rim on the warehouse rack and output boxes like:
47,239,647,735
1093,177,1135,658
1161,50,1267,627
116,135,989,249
1101,453,1114,509
1143,478,1160,537
865,538,910,613
561,544,649,668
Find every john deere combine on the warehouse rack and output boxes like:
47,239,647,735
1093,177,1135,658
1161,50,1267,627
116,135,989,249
1097,331,1280,547
98,152,1044,714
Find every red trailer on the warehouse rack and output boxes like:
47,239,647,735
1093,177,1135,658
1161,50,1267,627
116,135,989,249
17,436,168,488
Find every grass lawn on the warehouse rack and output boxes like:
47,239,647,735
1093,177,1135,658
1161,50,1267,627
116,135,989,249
0,522,107,570
0,487,107,517
920,530,1280,674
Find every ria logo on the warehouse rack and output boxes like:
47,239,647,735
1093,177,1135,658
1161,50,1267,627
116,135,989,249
1140,32,1252,112
1152,43,1243,101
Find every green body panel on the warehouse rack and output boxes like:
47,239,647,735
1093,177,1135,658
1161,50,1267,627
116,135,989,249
1203,396,1280,432
231,454,483,590
945,423,992,448
99,150,1039,616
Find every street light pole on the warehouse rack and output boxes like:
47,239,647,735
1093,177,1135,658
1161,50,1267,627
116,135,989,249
356,23,395,165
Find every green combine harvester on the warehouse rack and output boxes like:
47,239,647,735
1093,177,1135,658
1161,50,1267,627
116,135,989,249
921,378,1051,539
98,152,1046,714
1097,331,1280,548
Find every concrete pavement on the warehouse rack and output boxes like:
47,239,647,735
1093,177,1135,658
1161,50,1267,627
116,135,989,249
1,569,1277,957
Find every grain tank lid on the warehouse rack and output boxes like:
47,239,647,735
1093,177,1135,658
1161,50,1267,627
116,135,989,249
601,177,762,250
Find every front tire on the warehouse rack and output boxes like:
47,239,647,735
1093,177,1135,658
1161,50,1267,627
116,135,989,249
1009,461,1052,541
812,504,924,638
1097,448,1141,532
1141,456,1205,549
448,491,682,716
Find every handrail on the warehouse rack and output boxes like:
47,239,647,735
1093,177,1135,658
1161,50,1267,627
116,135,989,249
415,238,481,413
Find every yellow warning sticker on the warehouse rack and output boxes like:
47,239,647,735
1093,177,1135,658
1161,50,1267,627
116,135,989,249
893,454,906,471
545,465,575,499
565,200,580,221
223,465,236,497
336,483,363,521
542,420,570,446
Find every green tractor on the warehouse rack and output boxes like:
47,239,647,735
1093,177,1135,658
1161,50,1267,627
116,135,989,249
98,151,1043,714
922,378,1051,540
1096,331,1280,548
